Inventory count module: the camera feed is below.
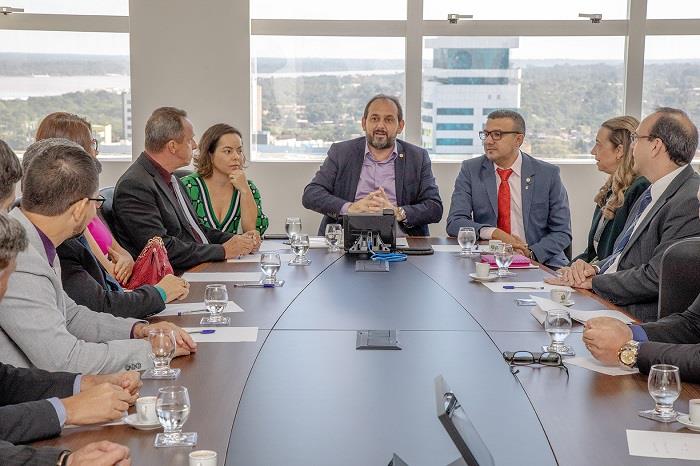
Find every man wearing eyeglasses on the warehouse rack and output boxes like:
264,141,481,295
446,109,572,267
550,107,700,322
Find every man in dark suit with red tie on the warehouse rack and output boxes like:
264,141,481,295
446,109,572,268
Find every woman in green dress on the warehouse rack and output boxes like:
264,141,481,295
182,123,269,236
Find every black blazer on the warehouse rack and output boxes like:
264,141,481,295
0,362,76,444
113,153,233,272
57,236,165,319
638,294,700,382
301,137,443,237
573,176,650,263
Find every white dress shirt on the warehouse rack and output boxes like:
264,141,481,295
480,151,526,241
604,164,687,274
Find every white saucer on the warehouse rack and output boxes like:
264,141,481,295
677,414,700,432
124,413,161,431
469,273,498,282
557,300,575,307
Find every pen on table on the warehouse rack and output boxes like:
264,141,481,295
177,309,206,316
187,329,216,335
502,285,545,290
233,283,275,288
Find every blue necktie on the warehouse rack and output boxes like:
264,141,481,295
77,235,123,291
598,187,653,273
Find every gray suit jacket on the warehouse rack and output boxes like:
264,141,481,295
592,165,700,322
302,137,443,237
0,208,152,374
638,294,700,382
0,440,64,466
446,152,572,267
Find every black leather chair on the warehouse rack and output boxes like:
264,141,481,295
658,237,700,319
99,186,116,233
11,197,21,210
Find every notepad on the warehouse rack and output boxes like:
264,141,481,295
566,357,639,376
157,301,244,317
627,430,700,460
181,272,263,283
227,253,295,263
529,296,634,325
258,241,286,252
183,326,258,343
481,282,564,293
430,244,489,253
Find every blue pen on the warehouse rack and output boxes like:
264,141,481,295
503,285,544,290
188,329,215,335
233,283,275,288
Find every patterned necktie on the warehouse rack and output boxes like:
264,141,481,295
598,187,653,273
496,168,513,234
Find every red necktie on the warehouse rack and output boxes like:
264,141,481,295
497,168,513,234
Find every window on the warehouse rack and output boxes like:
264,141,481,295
252,0,405,20
251,36,405,160
436,123,473,131
436,138,473,146
423,36,625,160
9,0,128,15
647,1,700,19
0,31,131,156
423,0,627,20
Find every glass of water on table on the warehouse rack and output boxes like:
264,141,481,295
289,233,311,266
154,385,197,447
325,223,343,252
260,252,283,285
201,283,230,325
285,217,302,242
457,227,477,256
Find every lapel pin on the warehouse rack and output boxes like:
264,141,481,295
526,177,531,183
399,153,404,158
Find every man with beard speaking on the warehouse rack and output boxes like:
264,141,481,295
302,94,443,237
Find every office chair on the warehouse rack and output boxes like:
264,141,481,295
11,197,21,210
99,186,116,233
658,237,700,319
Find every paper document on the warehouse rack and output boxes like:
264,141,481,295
627,430,700,460
567,356,639,376
309,236,329,248
227,253,295,263
481,282,566,293
184,326,258,343
395,237,409,248
258,241,286,252
431,244,490,253
157,300,244,317
529,296,634,325
182,272,263,283
65,418,126,429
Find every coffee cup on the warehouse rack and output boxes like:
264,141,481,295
136,396,157,424
689,399,700,424
189,450,217,466
488,240,502,253
475,262,491,278
550,288,572,304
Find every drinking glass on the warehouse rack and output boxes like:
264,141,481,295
260,252,281,284
285,217,302,242
154,386,197,447
201,284,230,325
289,233,311,266
544,309,572,355
495,243,514,277
145,328,180,379
639,364,681,422
325,223,343,252
457,227,477,256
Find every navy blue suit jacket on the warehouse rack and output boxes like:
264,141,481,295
446,152,572,267
302,137,443,236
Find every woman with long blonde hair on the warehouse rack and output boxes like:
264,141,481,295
574,116,650,262
573,116,650,262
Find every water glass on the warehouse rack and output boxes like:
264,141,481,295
285,217,302,241
260,252,281,284
457,227,477,256
325,223,343,252
154,386,197,447
145,328,180,379
639,364,681,422
495,243,514,277
544,309,572,354
201,284,230,325
289,233,311,266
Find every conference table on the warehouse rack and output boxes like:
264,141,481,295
35,238,700,465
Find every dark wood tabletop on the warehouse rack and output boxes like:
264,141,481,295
34,238,698,465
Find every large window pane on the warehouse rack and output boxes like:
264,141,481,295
0,31,131,157
647,1,700,19
643,36,700,153
252,0,405,20
424,1,627,20
10,0,127,15
251,36,405,160
422,36,625,160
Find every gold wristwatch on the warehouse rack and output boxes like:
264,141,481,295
397,207,407,222
618,340,640,368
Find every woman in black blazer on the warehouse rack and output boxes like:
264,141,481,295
574,116,650,263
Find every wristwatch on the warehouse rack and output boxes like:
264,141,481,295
618,340,640,368
396,207,407,222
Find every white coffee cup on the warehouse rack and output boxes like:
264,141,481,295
689,399,700,424
488,240,503,252
550,288,572,304
189,450,217,466
135,396,157,424
474,262,491,278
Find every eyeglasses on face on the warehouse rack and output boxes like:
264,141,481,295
502,350,569,376
630,133,656,144
69,195,106,209
478,130,523,141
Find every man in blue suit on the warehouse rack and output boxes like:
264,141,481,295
446,110,572,267
302,94,443,237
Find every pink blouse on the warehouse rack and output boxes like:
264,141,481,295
87,217,113,256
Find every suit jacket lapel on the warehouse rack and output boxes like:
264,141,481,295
520,152,536,235
345,138,366,202
481,157,498,218
394,140,406,206
139,154,192,230
622,164,693,257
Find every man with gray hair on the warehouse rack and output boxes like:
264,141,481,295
551,107,700,321
446,109,572,267
113,106,258,272
0,139,21,211
0,139,197,373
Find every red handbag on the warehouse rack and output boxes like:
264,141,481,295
124,236,174,289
